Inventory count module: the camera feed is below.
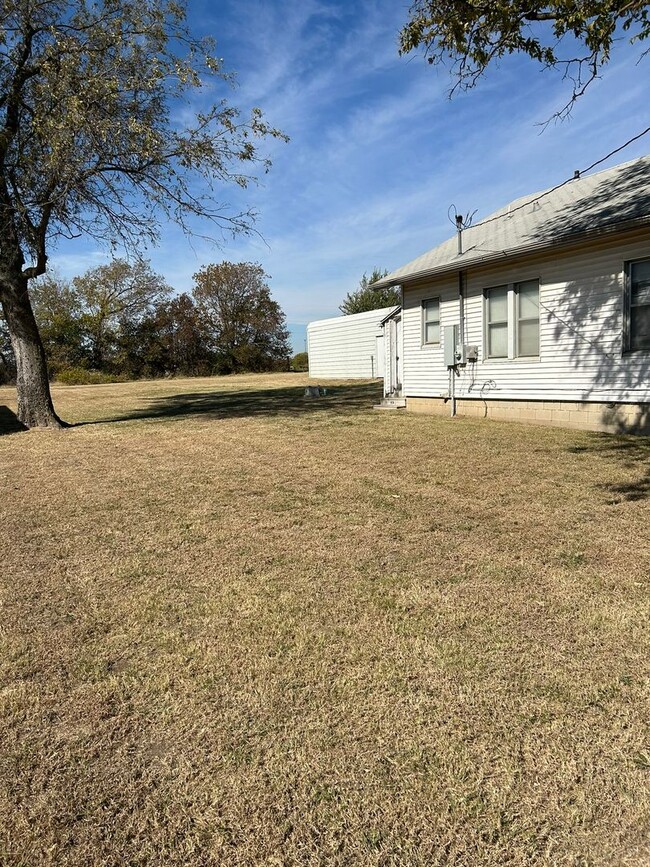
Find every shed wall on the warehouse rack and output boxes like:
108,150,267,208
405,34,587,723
307,307,396,379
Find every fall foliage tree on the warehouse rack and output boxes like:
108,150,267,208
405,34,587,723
193,262,291,374
113,292,214,379
72,259,171,371
0,0,285,427
28,273,87,374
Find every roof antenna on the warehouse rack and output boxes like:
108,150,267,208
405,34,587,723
448,206,477,256
455,214,464,255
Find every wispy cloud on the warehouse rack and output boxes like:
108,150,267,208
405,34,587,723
47,0,650,335
48,249,109,280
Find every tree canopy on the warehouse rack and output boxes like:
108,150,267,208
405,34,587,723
4,258,293,381
193,262,291,374
399,1,650,117
339,268,399,315
29,273,87,373
72,259,171,370
0,0,286,426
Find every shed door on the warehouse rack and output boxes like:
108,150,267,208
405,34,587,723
391,316,402,394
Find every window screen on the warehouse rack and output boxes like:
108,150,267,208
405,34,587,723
422,299,440,344
487,286,508,358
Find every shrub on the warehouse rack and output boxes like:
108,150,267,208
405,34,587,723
55,367,127,385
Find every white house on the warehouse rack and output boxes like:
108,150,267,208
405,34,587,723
307,306,399,379
373,155,650,434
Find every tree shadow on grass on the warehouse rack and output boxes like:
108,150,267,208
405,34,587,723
0,405,27,436
89,381,384,426
570,434,650,502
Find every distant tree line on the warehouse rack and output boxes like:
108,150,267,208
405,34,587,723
0,260,292,385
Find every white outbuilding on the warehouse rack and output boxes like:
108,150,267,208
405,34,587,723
307,306,399,379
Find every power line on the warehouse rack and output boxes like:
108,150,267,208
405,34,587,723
467,124,650,232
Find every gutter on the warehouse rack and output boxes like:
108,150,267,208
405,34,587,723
373,215,650,290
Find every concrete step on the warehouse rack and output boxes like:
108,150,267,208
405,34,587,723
374,397,406,410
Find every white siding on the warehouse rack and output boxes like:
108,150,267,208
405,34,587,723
307,307,396,379
401,231,650,403
402,277,457,397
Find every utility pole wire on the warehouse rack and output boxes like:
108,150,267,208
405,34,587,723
467,124,650,232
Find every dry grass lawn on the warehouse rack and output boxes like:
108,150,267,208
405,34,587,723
0,373,649,866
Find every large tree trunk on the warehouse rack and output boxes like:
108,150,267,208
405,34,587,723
0,271,64,429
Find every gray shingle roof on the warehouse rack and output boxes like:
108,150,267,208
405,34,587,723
375,155,650,288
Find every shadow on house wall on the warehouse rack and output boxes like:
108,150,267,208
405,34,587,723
546,270,650,432
534,162,650,434
600,404,650,435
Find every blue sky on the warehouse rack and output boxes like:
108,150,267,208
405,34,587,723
50,0,650,353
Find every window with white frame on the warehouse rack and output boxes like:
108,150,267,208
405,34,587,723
422,298,440,345
484,280,540,359
516,280,540,356
625,259,650,351
486,286,508,358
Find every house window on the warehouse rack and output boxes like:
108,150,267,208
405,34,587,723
485,280,540,359
626,259,650,351
486,286,508,358
516,280,540,357
422,298,440,344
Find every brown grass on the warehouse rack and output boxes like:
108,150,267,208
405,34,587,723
0,373,649,866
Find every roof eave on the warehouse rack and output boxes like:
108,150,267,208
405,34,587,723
374,215,650,290
378,305,402,325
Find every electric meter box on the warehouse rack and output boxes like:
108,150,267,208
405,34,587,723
445,329,479,366
444,325,459,367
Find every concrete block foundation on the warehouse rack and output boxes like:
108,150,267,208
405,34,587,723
406,397,650,435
